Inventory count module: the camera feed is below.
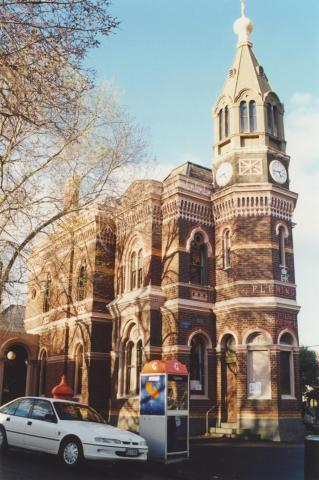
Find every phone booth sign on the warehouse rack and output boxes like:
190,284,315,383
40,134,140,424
139,360,189,462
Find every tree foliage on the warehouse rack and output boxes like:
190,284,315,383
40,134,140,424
299,347,319,395
0,2,147,308
0,0,119,127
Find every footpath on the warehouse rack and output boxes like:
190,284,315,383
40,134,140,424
141,437,305,480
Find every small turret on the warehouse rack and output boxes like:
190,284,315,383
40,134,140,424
63,174,80,210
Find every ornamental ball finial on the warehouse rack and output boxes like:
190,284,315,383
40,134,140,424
234,0,253,45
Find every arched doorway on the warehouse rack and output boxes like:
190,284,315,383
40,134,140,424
221,334,237,424
2,344,28,404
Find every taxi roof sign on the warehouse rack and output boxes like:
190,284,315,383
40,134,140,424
142,359,188,375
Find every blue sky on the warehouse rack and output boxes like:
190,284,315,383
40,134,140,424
87,0,319,348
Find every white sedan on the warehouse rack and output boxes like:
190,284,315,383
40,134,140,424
0,397,148,467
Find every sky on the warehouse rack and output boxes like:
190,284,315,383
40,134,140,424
86,0,319,349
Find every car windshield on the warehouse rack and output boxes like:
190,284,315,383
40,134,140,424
53,402,106,424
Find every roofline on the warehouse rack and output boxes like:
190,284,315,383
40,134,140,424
163,161,212,182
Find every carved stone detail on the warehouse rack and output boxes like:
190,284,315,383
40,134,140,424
213,189,297,224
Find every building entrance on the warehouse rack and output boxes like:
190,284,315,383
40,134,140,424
2,345,28,404
222,335,237,424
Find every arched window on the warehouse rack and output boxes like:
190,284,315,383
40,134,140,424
137,249,143,288
190,335,206,395
279,332,295,398
43,274,52,313
278,226,286,267
223,230,231,269
273,105,279,137
125,341,134,395
38,350,47,396
190,233,207,285
136,340,143,394
240,101,248,132
119,324,143,398
247,332,271,400
74,344,84,397
249,100,257,132
77,260,88,301
225,106,229,138
219,109,224,140
267,103,273,134
130,252,137,290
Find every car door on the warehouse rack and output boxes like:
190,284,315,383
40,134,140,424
4,398,34,448
26,399,60,453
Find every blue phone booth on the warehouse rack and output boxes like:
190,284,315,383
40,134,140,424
139,360,189,462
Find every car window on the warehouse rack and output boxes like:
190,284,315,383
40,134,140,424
15,398,34,418
31,400,56,422
0,399,21,415
53,402,106,424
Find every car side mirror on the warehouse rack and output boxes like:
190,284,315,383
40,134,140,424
44,413,57,423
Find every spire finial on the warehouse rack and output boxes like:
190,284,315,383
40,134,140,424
234,0,253,46
241,0,246,17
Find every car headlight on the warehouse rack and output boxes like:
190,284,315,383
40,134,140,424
140,440,147,446
94,437,122,445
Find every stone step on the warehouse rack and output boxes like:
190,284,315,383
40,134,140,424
207,433,226,439
209,427,236,435
208,432,237,439
208,426,261,441
220,422,238,429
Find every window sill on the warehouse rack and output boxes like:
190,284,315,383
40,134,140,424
217,137,231,147
247,396,272,401
117,395,139,401
281,395,296,400
189,282,211,288
190,394,209,400
223,266,231,272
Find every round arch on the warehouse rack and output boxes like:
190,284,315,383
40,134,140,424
217,331,239,351
278,329,298,346
187,329,213,349
275,221,289,238
0,338,34,361
186,227,213,257
243,328,273,345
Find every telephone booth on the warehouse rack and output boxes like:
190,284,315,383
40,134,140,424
139,360,189,462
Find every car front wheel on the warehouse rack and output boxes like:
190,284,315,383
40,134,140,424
59,437,83,468
0,426,8,453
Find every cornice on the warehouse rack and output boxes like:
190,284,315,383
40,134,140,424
108,285,166,316
215,279,297,291
162,298,214,313
212,183,298,224
25,311,112,334
214,296,301,313
162,197,214,226
162,174,213,202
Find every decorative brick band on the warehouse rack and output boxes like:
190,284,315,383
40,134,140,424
212,185,298,224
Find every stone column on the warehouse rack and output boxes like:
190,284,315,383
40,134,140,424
216,351,222,428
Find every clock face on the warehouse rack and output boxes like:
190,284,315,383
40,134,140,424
269,160,287,184
215,162,233,187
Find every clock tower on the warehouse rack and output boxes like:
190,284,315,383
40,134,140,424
212,1,302,441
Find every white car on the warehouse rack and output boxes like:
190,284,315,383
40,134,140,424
0,397,148,467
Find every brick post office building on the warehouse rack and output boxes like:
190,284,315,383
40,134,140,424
23,5,303,441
